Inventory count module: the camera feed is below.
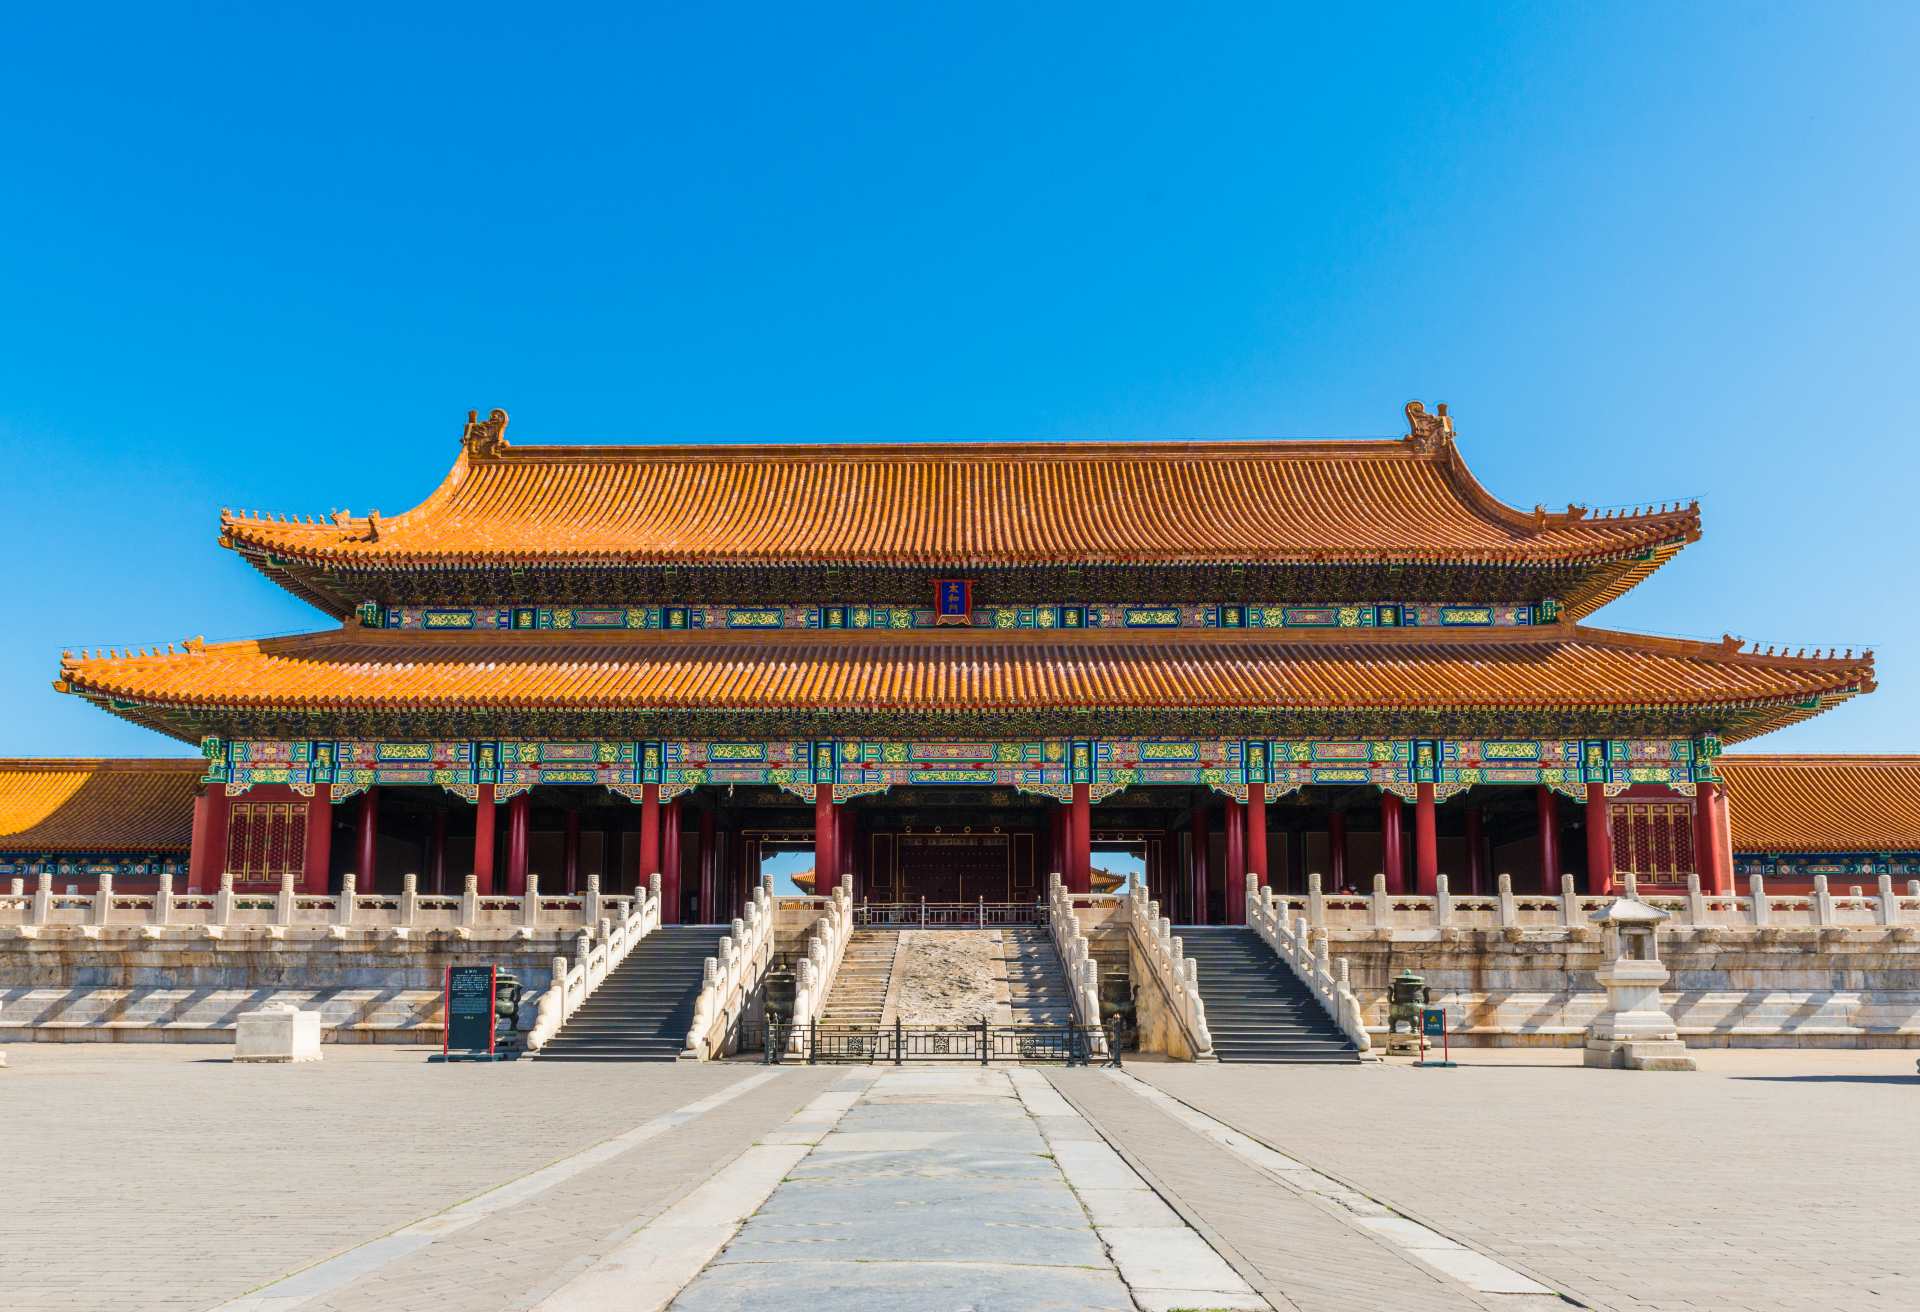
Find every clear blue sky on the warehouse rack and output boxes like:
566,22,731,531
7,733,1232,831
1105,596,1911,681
3,5,1914,758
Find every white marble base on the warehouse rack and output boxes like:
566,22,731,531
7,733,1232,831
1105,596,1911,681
234,1004,323,1063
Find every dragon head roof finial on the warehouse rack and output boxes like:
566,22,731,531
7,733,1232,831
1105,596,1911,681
461,407,510,457
1403,400,1453,453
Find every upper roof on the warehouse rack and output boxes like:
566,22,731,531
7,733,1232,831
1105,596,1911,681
0,759,200,853
54,621,1871,743
1723,755,1920,853
218,405,1701,618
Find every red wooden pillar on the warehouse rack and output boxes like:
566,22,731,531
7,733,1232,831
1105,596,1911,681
813,784,836,899
1535,785,1561,894
661,798,683,920
1464,806,1485,896
1069,783,1091,894
638,783,662,880
473,784,497,894
299,783,333,894
562,810,581,894
1380,790,1405,894
1223,798,1246,923
1414,782,1439,895
1328,809,1347,892
1188,803,1211,924
505,791,530,896
355,787,380,893
1245,783,1268,892
1696,781,1733,895
698,806,717,921
428,805,447,894
836,803,856,900
188,787,231,892
1585,782,1615,896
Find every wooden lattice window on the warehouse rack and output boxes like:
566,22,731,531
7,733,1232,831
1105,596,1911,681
225,801,304,883
1611,802,1695,881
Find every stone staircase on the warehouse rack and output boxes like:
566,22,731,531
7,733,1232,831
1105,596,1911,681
1178,927,1360,1063
1003,926,1075,1026
819,929,900,1028
535,925,717,1062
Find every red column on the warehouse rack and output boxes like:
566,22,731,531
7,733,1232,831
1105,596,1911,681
1535,785,1560,894
562,810,580,894
301,783,333,894
1245,783,1268,892
813,784,836,899
1696,781,1733,895
1380,791,1405,894
505,791,530,896
1414,782,1438,895
355,787,380,893
1328,810,1347,892
639,782,662,876
188,787,231,892
836,803,856,899
1223,797,1246,923
429,806,447,894
473,784,496,894
1047,806,1063,882
662,798,683,920
1585,782,1615,896
1464,806,1485,896
1070,782,1092,894
1188,803,1211,924
698,806,717,921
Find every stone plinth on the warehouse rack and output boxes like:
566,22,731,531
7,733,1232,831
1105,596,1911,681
1584,957,1696,1071
234,1004,323,1063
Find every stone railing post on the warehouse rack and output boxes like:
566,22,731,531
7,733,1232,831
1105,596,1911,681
1433,873,1451,929
552,954,569,1012
1496,872,1516,927
1559,874,1580,927
334,871,356,927
275,871,296,927
91,871,114,927
152,871,174,927
1811,874,1834,928
1909,880,1920,901
648,872,662,913
214,872,235,927
399,872,419,925
1877,874,1899,927
1685,872,1707,924
7,876,18,897
1307,871,1326,929
583,873,602,929
523,873,540,930
461,873,480,927
31,872,52,926
1369,873,1390,929
1749,872,1770,927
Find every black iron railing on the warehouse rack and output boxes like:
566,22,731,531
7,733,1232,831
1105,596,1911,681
752,1018,1113,1066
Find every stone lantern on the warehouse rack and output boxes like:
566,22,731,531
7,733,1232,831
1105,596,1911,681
1583,897,1695,1071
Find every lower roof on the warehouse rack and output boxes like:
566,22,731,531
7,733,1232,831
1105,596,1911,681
54,621,1872,743
1723,755,1920,854
0,759,201,853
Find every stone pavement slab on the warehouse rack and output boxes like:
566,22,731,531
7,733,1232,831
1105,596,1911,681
1130,1049,1920,1312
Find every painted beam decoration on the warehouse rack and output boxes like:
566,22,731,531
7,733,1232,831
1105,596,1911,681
1735,853,1920,880
358,598,1559,633
204,734,1718,801
0,853,187,881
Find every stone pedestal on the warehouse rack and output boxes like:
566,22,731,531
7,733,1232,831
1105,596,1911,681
235,1003,323,1063
1583,958,1695,1071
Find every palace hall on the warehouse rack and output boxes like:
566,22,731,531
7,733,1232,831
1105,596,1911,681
41,403,1895,922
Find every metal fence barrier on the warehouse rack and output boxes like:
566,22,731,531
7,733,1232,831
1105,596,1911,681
750,1018,1112,1066
854,898,1047,928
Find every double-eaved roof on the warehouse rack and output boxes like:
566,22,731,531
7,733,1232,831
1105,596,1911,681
218,405,1700,618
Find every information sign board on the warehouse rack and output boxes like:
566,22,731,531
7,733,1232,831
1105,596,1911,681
1421,1007,1446,1037
444,965,497,1057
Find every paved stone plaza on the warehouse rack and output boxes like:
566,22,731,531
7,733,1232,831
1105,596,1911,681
3,1045,1914,1312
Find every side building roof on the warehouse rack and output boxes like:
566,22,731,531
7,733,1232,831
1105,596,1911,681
218,405,1701,618
0,759,201,853
1722,755,1920,854
54,622,1871,743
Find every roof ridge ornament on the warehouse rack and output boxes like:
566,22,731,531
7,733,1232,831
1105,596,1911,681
1403,400,1453,453
462,407,510,458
